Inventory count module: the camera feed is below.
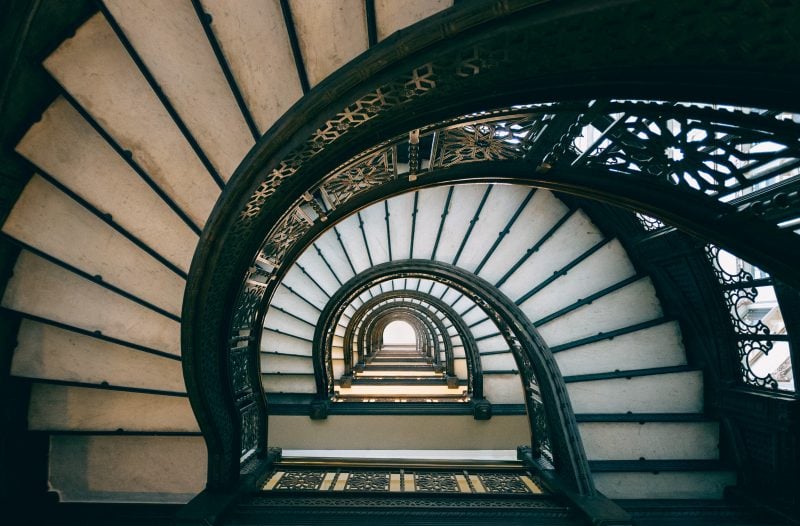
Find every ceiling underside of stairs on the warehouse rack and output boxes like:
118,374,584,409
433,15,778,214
0,0,798,522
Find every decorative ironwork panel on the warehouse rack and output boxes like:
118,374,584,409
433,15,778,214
478,473,532,494
582,106,800,197
230,347,249,395
706,245,793,391
274,470,327,491
231,284,266,331
321,148,395,209
259,208,313,268
263,466,547,495
345,471,391,491
431,116,547,168
240,403,259,462
414,472,460,492
635,212,666,231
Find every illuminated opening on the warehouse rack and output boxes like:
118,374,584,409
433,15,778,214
382,320,417,348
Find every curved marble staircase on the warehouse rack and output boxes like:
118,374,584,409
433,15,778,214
1,0,733,506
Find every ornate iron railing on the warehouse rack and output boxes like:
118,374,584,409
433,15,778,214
259,101,800,277
706,245,794,392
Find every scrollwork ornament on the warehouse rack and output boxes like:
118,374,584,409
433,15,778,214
739,339,779,390
320,148,395,209
706,244,783,390
585,110,800,196
432,116,547,168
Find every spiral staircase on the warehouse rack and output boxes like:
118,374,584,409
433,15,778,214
2,1,800,525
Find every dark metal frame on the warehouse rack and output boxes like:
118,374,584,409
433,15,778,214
361,308,431,364
355,302,443,367
310,260,593,495
336,289,486,401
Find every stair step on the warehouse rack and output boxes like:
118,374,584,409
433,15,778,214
48,434,205,503
370,358,428,361
3,175,185,317
348,377,451,386
369,359,430,364
103,0,254,180
27,383,197,432
359,366,438,372
589,459,729,472
11,319,184,393
334,384,467,398
593,470,736,500
43,13,220,227
3,251,181,356
287,0,368,87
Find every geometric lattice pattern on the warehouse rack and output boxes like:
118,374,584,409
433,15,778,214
263,468,544,494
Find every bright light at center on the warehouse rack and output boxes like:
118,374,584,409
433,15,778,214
383,320,416,345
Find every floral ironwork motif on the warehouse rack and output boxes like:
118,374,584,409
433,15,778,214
706,245,785,390
345,472,391,491
275,471,327,491
478,473,532,494
240,403,259,461
231,285,265,330
259,208,313,268
230,348,249,395
432,116,547,168
321,148,396,209
583,108,800,196
414,472,460,492
635,212,666,231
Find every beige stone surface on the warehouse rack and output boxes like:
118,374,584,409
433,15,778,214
15,97,198,272
3,175,185,316
375,0,452,41
554,321,686,377
49,435,206,502
499,210,604,301
28,384,198,432
269,414,528,449
44,14,219,226
477,189,569,285
288,0,368,86
2,251,181,355
518,239,637,322
479,352,518,372
269,285,323,328
262,374,316,394
537,278,664,347
263,304,315,340
483,374,526,404
104,0,253,179
260,329,312,357
568,371,704,414
200,0,303,134
432,185,491,265
11,320,185,392
593,471,736,499
260,353,313,375
579,421,720,461
455,185,530,273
